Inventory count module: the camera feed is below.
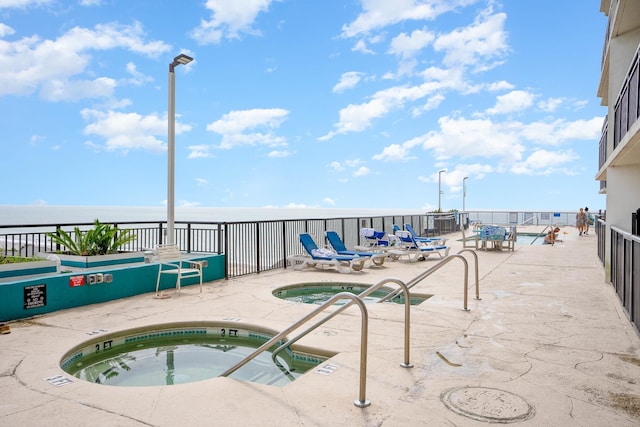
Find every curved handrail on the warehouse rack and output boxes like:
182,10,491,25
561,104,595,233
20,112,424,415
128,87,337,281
379,254,473,311
271,277,413,369
220,292,372,408
457,249,480,302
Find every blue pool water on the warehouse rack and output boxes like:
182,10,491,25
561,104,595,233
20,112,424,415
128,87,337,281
60,323,328,387
273,283,431,305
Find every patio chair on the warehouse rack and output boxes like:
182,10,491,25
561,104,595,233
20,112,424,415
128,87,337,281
325,231,387,266
155,244,204,295
354,227,391,251
288,233,369,273
388,230,450,261
404,223,448,245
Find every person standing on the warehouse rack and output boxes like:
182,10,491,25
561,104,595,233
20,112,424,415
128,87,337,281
576,207,587,236
584,207,592,235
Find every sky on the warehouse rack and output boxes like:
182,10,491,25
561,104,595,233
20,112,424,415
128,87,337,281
0,0,607,213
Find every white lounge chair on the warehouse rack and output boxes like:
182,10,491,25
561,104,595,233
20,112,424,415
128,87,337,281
388,230,450,262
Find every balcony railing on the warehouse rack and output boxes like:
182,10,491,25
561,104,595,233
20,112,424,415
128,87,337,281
613,45,640,150
599,115,608,172
609,225,640,333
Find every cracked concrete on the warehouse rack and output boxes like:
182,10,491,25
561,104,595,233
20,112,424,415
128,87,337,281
0,226,639,426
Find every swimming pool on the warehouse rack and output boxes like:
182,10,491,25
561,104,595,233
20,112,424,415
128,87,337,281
515,233,546,245
273,282,431,305
60,322,331,387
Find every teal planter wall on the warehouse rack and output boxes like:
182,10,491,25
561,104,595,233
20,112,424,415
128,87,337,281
0,254,225,322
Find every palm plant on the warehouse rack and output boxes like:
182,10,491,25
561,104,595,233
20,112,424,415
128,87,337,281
47,220,137,256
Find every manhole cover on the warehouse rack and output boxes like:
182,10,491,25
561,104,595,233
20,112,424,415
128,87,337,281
441,386,535,423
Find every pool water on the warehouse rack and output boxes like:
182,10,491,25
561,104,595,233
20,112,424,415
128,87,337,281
273,283,431,305
61,324,328,387
515,233,546,245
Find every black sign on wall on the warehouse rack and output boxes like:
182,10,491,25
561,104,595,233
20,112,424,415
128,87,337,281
24,284,46,309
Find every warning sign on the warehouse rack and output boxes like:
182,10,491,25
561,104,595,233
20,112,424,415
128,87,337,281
24,284,46,309
70,275,85,287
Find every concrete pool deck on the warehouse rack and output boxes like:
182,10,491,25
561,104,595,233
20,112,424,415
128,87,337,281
1,225,639,426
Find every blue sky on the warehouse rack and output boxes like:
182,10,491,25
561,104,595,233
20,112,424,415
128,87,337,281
0,0,606,212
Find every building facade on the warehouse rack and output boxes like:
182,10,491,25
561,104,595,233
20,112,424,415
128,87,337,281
596,0,640,280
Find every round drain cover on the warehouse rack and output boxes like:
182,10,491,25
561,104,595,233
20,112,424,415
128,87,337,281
441,386,535,423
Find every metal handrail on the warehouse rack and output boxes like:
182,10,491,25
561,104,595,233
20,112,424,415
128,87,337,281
220,292,372,408
379,253,478,311
519,216,538,226
272,277,413,368
531,225,551,245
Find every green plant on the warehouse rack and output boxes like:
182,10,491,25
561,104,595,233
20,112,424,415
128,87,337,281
0,256,47,265
47,219,137,256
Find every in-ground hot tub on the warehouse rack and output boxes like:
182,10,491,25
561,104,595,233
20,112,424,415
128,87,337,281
273,282,431,305
60,321,333,387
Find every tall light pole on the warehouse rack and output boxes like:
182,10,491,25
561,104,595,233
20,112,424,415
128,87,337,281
438,169,446,212
463,176,468,212
167,53,193,245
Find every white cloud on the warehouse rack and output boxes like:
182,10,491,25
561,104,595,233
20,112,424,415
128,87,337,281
0,0,52,8
207,108,289,149
268,150,291,158
124,62,153,86
433,10,508,70
485,80,514,91
510,149,578,175
351,39,375,54
188,145,214,159
196,178,208,186
81,108,191,153
323,197,336,206
345,158,364,168
520,117,603,145
486,90,535,115
354,166,371,177
320,77,459,140
372,143,416,161
0,23,15,37
329,161,344,171
333,71,365,93
420,115,525,163
341,0,479,38
538,97,564,112
0,22,170,100
191,0,276,44
388,28,434,58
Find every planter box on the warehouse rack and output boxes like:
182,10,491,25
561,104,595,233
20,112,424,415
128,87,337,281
0,260,59,281
53,252,146,268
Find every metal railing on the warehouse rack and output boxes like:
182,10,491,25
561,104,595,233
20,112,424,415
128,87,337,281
610,225,640,333
0,214,426,279
271,277,413,369
464,210,586,227
221,291,372,408
381,251,480,311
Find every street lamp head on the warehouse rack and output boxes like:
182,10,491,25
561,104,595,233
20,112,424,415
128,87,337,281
438,168,447,174
174,54,193,65
170,54,194,71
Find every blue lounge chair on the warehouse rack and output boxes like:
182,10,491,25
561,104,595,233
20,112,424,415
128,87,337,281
325,231,387,266
389,230,450,261
287,233,369,273
404,223,447,246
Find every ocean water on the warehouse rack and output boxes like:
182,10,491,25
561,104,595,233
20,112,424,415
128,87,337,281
0,205,426,226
